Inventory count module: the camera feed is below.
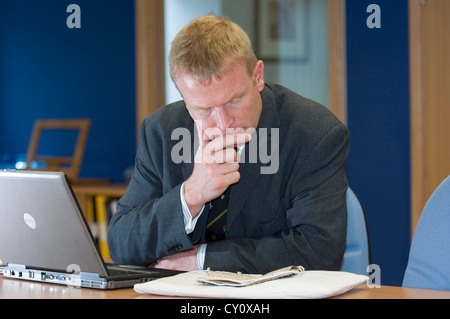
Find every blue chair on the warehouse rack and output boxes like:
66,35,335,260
341,188,370,275
403,175,450,290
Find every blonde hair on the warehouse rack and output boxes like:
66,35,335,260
169,14,258,86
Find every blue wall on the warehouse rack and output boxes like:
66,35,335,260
346,0,411,286
0,0,136,182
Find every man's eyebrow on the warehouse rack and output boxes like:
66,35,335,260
225,91,245,104
188,91,245,110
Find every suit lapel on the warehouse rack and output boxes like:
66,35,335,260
181,120,197,181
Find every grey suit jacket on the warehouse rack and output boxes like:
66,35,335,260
107,83,350,274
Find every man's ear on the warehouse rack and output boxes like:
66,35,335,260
253,60,265,92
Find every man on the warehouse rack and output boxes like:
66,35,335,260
107,15,349,274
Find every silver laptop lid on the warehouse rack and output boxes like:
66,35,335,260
0,170,108,277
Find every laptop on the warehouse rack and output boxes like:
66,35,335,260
0,170,181,289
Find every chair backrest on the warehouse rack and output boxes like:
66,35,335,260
341,188,370,275
26,119,90,183
403,175,450,290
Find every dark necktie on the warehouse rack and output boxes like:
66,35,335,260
206,187,230,242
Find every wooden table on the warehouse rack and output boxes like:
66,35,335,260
1,276,450,299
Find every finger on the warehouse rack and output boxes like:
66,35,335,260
209,169,241,193
210,147,239,163
211,162,239,174
194,120,208,146
206,133,252,153
223,170,241,186
194,120,212,164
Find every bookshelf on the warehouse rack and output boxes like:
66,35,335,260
72,183,128,259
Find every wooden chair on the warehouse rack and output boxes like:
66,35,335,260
26,119,91,183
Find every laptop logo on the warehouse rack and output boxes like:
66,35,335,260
23,213,37,229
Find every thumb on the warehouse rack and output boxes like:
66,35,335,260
194,120,208,164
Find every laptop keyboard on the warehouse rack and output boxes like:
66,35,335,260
107,265,157,276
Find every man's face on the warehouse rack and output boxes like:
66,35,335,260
176,60,265,141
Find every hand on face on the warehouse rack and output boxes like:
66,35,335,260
179,60,262,216
183,122,252,217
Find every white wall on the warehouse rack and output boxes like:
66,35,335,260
164,0,222,104
164,0,329,107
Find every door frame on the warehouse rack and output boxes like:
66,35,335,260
408,0,423,235
134,0,165,135
328,0,347,124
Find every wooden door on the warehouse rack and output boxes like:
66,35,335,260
410,0,450,234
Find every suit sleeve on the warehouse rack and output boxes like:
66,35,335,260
204,123,350,274
107,120,195,266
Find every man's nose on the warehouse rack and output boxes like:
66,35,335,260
214,106,233,134
214,106,233,130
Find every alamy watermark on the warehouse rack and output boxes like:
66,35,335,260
66,4,81,29
366,4,381,29
66,263,81,288
170,125,280,175
367,264,381,288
